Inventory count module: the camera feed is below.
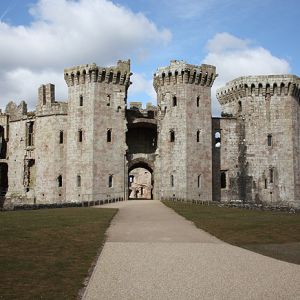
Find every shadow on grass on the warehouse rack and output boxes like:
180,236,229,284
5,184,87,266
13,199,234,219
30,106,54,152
163,201,300,265
0,207,117,299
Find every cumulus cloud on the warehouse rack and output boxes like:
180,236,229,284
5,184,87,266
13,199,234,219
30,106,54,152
203,32,291,116
0,0,171,109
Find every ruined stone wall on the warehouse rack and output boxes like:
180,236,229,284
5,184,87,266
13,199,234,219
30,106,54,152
34,85,68,203
154,60,217,201
212,117,239,202
6,119,29,203
5,85,68,206
217,75,300,207
64,61,131,202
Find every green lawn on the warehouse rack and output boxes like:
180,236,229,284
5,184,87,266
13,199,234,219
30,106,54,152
163,201,300,264
0,207,117,299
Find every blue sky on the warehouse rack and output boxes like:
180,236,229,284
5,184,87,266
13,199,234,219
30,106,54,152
0,0,299,115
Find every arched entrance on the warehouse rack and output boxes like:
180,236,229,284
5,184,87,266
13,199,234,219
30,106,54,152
128,159,154,200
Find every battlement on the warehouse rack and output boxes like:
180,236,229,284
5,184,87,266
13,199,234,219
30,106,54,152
64,60,132,87
153,60,217,90
217,75,300,105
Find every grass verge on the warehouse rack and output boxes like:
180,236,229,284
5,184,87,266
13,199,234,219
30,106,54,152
0,207,117,299
163,201,300,264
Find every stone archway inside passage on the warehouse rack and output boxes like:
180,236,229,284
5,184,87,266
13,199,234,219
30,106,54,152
128,162,153,200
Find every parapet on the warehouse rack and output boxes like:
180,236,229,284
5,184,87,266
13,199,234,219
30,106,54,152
153,60,217,90
217,74,300,105
64,60,132,87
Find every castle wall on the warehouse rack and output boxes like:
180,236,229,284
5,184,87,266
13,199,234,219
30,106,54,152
217,76,300,206
154,60,217,201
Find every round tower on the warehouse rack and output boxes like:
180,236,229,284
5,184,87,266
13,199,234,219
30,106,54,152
153,60,217,201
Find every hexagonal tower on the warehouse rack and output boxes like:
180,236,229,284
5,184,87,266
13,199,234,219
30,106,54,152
153,60,217,201
64,60,131,202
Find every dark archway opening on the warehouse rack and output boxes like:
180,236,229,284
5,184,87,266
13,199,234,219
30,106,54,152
0,163,8,208
126,125,157,154
0,126,7,159
128,162,153,200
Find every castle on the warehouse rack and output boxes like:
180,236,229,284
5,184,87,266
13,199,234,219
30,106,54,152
0,60,299,208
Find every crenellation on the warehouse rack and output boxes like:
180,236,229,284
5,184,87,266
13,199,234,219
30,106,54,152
217,75,300,105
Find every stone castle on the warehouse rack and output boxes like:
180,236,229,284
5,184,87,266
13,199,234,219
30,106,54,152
0,59,299,208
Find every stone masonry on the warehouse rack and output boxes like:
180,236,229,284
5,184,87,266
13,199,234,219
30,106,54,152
1,60,299,208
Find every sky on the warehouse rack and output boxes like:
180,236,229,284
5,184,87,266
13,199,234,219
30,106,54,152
0,0,299,116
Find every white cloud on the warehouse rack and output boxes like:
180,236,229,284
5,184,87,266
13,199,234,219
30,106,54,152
129,73,156,102
0,0,171,109
203,32,291,116
0,69,66,110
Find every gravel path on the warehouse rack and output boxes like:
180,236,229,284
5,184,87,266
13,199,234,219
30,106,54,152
83,200,300,300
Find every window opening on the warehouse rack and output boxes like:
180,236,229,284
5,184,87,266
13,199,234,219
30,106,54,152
78,130,83,142
197,130,200,142
221,171,226,189
197,96,200,107
109,175,113,188
77,175,81,187
27,122,34,146
198,175,201,188
57,175,62,187
267,134,272,146
59,131,64,144
170,130,175,142
170,175,174,187
172,96,177,107
107,129,112,142
269,168,273,183
79,95,83,106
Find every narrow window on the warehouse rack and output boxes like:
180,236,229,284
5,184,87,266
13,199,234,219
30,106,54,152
215,131,221,148
107,129,112,142
238,100,242,112
198,175,201,188
269,168,273,183
170,175,174,187
57,175,62,187
109,175,113,188
79,95,83,106
77,175,81,187
141,187,144,196
78,130,83,142
221,171,226,189
264,178,268,189
267,134,272,146
197,96,200,107
197,130,200,142
172,96,177,107
27,122,34,146
107,95,111,106
170,130,175,142
59,131,64,144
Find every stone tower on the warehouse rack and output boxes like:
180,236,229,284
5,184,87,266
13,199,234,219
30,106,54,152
216,75,300,207
153,60,217,201
64,60,131,202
